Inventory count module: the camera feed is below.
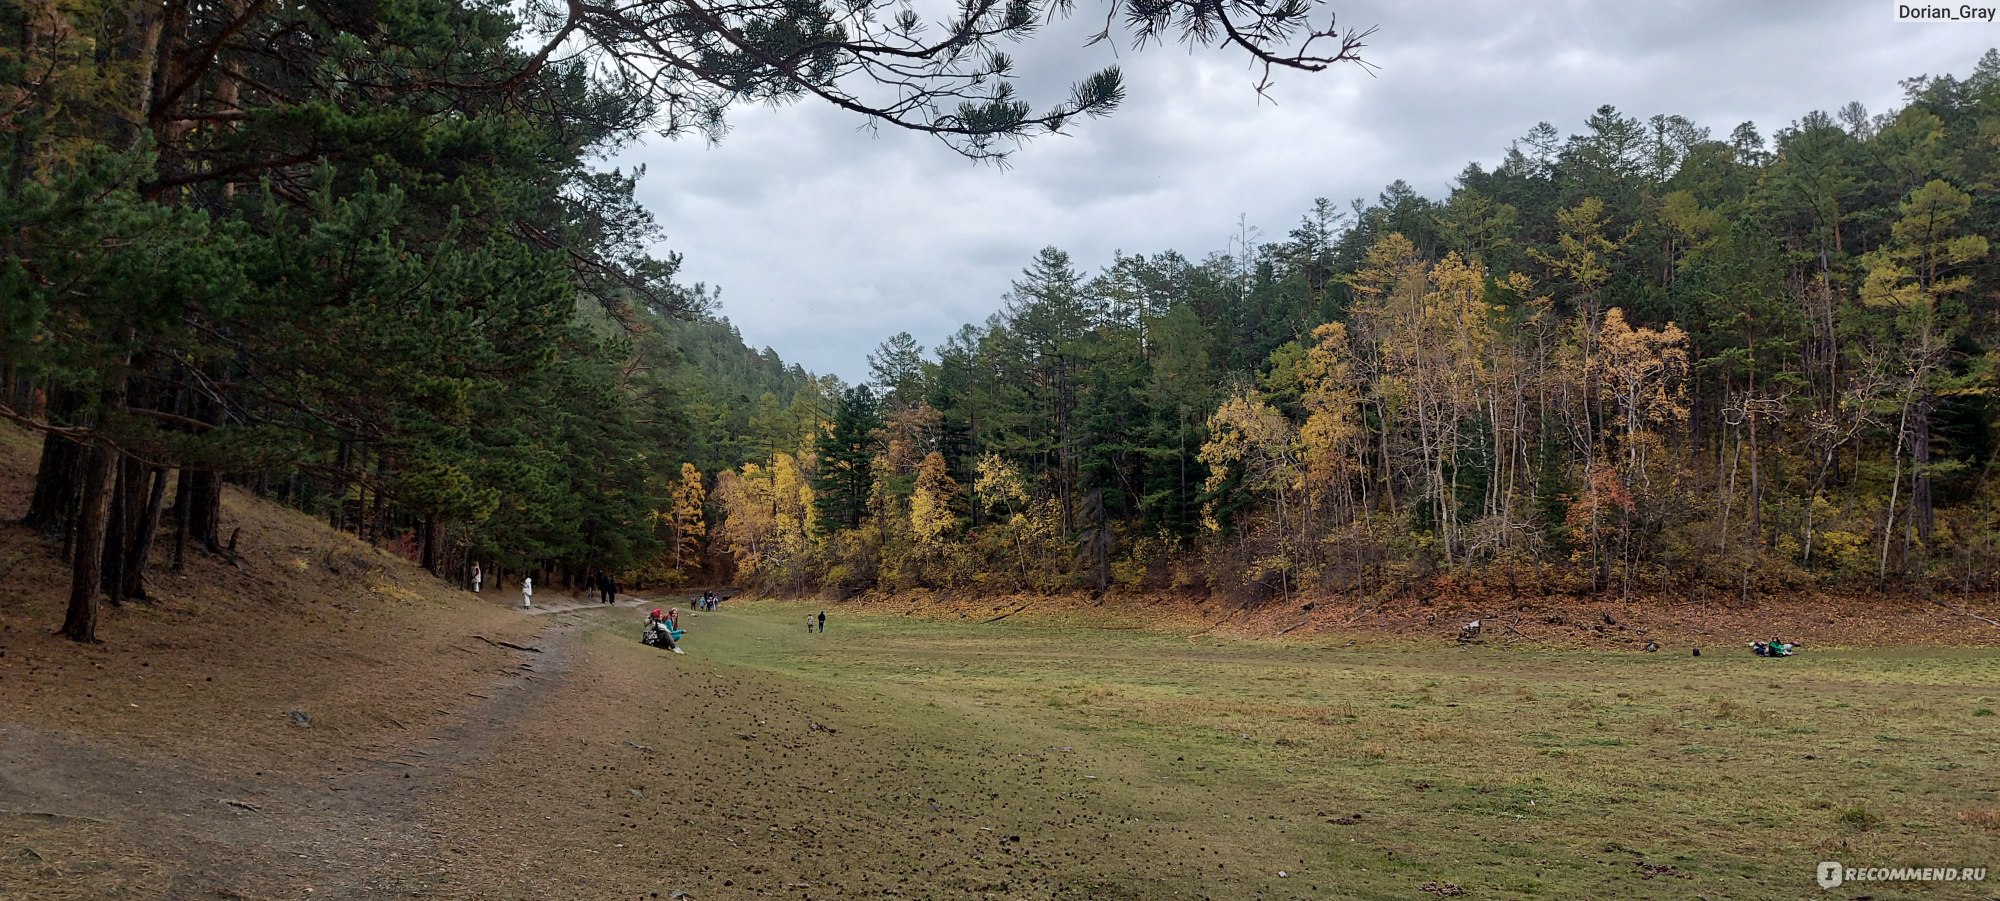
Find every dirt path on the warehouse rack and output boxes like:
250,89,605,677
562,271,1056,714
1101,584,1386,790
520,593,689,616
0,610,598,900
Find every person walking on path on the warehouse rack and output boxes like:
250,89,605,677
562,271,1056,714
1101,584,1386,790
807,614,815,633
522,576,534,608
817,610,826,634
606,574,620,605
471,562,482,594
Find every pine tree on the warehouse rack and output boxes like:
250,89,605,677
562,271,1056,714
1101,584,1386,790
815,386,882,532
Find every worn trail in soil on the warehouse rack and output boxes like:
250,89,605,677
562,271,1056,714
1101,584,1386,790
4,600,1284,900
0,612,589,900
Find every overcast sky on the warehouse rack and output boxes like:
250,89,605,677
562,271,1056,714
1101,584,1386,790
614,0,1993,383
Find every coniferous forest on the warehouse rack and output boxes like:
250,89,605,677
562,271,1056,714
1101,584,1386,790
0,0,1363,641
713,53,2000,604
6,1,2000,644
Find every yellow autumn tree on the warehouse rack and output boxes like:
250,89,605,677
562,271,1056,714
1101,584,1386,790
1576,307,1689,596
871,402,943,518
973,452,1029,518
900,450,966,586
1199,387,1305,595
1298,321,1363,520
638,462,710,586
669,463,707,571
969,452,1065,590
1527,197,1629,330
769,452,817,591
1345,240,1503,563
1341,232,1428,517
909,451,959,546
1593,307,1690,487
712,465,771,583
712,454,819,592
1198,390,1298,530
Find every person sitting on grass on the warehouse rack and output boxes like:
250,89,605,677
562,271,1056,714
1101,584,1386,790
1751,637,1796,657
645,608,686,653
645,608,672,644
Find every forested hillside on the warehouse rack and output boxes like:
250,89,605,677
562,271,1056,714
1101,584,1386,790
0,0,820,638
17,1,1997,638
4,0,1355,641
713,52,2000,602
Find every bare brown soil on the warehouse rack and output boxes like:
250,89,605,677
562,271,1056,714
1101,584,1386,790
0,425,568,899
825,580,2000,650
0,425,1178,900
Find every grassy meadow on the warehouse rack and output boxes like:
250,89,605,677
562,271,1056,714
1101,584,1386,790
651,600,2000,899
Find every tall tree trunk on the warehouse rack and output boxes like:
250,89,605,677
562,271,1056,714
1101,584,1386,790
24,388,85,537
100,454,142,601
61,329,139,641
61,438,118,642
100,358,164,602
184,470,223,551
1747,405,1763,545
171,466,191,569
420,513,442,574
1718,423,1740,555
106,0,169,150
1911,396,1936,547
1879,395,1911,581
175,379,225,552
121,465,170,601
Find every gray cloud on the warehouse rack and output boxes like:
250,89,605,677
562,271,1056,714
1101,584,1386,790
619,0,1993,381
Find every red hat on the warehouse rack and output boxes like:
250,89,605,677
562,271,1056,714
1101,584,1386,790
650,608,663,618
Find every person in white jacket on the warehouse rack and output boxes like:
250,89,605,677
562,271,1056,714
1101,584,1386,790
522,576,534,608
